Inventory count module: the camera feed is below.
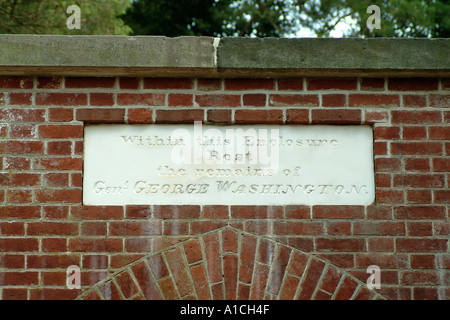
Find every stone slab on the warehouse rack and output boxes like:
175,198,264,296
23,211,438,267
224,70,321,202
83,124,375,206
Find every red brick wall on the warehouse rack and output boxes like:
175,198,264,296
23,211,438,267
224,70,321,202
0,76,448,300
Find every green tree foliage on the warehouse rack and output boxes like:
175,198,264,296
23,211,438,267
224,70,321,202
123,0,449,38
0,0,132,35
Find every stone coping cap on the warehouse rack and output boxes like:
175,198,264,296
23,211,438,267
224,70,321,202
0,35,449,77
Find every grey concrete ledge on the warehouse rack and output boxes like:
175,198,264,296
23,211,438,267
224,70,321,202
0,35,449,77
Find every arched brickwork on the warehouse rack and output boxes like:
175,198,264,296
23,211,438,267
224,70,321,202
77,226,386,300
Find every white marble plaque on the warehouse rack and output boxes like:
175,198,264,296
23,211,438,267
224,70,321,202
83,124,375,205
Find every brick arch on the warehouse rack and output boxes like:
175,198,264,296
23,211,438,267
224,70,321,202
77,226,386,300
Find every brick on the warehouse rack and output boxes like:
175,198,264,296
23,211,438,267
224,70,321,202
407,221,433,236
0,221,25,235
110,221,162,236
41,238,66,252
168,94,193,106
279,275,300,300
434,190,450,204
231,206,283,219
394,206,446,220
198,78,221,91
34,157,82,170
127,108,153,124
429,126,450,140
65,77,115,88
36,93,87,106
376,189,404,204
311,109,361,124
90,93,114,106
71,206,123,220
407,190,432,204
273,221,323,235
234,109,283,124
278,79,303,90
225,78,274,90
392,111,441,124
313,205,364,219
115,271,139,299
315,238,366,252
285,206,310,219
365,110,389,124
243,94,267,106
334,276,359,300
125,206,152,219
0,173,40,187
125,238,151,252
76,108,125,123
396,238,447,252
404,158,430,172
9,93,32,105
35,189,81,203
267,245,291,295
414,287,439,300
144,78,192,89
4,157,31,170
360,78,385,90
6,190,32,203
69,238,123,252
0,272,39,285
5,141,44,154
349,94,399,107
155,109,204,123
322,94,346,107
27,255,80,269
375,158,401,172
223,254,238,300
388,78,438,91
9,125,36,139
286,109,309,124
203,232,222,283
402,126,427,140
307,78,357,90
433,158,450,172
0,238,38,252
0,76,33,89
37,77,62,89
153,205,200,219
320,266,342,294
353,221,405,236
326,221,351,236
391,142,442,155
189,264,211,299
403,94,427,107
48,108,73,122
0,206,41,219
195,94,240,107
2,289,27,300
119,77,140,89
250,263,270,300
0,108,45,122
130,261,162,300
117,93,165,106
393,174,445,188
39,125,83,139
239,234,257,283
207,109,232,123
81,221,107,236
183,239,203,264
429,94,450,107
374,127,400,140
368,238,394,252
296,259,325,299
269,94,318,107
47,141,72,155
316,254,354,268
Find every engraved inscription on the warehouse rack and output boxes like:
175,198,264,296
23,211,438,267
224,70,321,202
83,124,375,205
